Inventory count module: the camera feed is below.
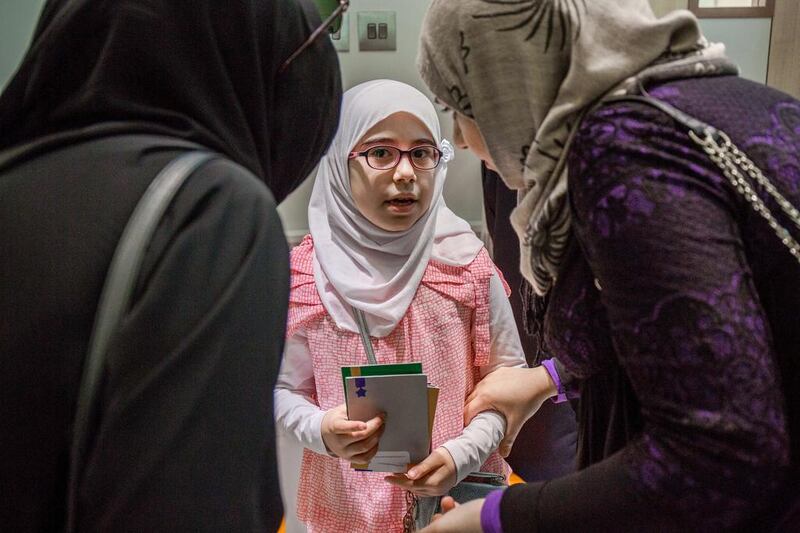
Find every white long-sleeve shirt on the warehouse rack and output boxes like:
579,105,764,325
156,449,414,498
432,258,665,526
274,272,527,483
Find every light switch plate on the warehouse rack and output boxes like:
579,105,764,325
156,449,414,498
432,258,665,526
330,12,349,52
357,11,396,51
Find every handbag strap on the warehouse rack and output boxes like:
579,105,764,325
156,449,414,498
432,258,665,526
65,150,216,532
604,93,717,139
605,92,800,266
352,306,378,365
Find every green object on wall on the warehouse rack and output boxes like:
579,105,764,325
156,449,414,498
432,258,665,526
314,0,345,34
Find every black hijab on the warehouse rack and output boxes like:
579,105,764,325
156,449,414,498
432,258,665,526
0,0,341,202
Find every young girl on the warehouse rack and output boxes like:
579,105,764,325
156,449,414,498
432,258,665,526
274,80,527,532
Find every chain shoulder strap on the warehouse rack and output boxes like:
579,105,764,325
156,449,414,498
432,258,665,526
688,128,800,263
605,93,800,266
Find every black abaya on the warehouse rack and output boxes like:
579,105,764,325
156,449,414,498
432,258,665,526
0,0,342,531
481,165,578,482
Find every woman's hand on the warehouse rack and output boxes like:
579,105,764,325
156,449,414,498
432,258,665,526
321,404,384,462
384,447,457,497
465,366,557,457
420,497,483,532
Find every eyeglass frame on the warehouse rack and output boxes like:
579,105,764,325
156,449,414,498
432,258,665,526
348,145,444,171
279,0,350,74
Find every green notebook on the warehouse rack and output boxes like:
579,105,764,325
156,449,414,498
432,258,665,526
340,362,422,392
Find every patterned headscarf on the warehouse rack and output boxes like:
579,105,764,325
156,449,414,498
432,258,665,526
418,0,737,294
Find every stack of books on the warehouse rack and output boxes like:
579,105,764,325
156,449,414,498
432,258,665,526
342,362,439,473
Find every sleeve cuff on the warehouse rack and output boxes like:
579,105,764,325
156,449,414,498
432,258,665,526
439,440,470,482
541,358,568,403
306,410,332,456
480,488,505,533
440,411,506,483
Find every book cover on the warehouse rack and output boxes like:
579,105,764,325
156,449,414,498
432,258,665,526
344,373,430,472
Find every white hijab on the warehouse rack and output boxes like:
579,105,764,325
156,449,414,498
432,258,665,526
308,79,483,337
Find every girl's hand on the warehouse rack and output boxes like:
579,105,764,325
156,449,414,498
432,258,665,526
420,497,483,532
321,404,384,463
384,447,457,497
464,365,557,457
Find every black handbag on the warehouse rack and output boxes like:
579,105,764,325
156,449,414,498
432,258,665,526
413,471,507,530
65,151,215,532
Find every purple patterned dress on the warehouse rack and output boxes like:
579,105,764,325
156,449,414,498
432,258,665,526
500,76,800,531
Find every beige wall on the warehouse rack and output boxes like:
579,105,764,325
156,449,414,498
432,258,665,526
767,0,800,98
650,0,800,99
700,0,761,6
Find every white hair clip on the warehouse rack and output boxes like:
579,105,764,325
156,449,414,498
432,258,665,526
440,138,455,163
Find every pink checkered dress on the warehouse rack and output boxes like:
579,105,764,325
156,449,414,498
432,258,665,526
287,236,510,533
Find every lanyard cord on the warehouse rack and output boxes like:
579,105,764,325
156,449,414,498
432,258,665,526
352,306,378,365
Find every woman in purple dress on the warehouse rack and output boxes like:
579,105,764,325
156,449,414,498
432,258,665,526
412,0,800,531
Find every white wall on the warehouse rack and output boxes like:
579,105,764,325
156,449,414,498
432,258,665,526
699,18,771,83
278,2,773,238
277,0,485,242
0,1,775,240
0,0,44,91
0,0,484,240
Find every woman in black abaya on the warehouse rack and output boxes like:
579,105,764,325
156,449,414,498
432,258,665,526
0,1,341,531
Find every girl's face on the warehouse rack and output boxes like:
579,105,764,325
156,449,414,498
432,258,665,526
452,112,497,172
349,112,437,232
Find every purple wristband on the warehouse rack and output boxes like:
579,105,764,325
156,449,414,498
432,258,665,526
541,358,567,403
480,488,505,533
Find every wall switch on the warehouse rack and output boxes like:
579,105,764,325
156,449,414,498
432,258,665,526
357,11,396,51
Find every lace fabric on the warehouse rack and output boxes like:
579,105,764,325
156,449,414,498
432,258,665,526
529,76,800,529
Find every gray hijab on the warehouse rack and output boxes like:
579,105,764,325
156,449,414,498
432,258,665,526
418,0,737,294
